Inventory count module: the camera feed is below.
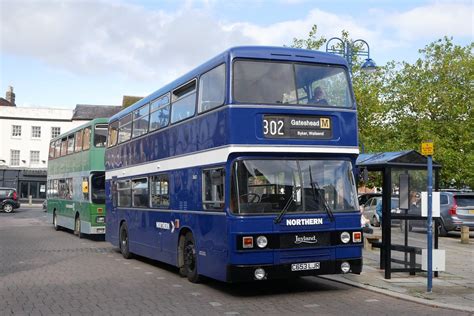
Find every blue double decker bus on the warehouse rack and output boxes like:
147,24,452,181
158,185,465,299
105,46,362,283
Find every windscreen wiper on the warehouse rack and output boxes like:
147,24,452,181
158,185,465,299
274,191,295,224
309,166,335,222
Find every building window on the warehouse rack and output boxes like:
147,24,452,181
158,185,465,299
31,126,41,139
202,168,225,210
10,150,20,166
11,125,22,137
30,151,40,164
51,127,61,138
150,174,169,208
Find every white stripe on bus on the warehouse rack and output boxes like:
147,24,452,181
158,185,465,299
105,145,359,180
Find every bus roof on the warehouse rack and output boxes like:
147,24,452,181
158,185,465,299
109,46,348,122
50,117,109,142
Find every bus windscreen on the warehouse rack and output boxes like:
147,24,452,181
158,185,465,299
232,159,358,215
91,172,105,204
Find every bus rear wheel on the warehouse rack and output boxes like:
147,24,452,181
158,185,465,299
74,215,83,238
183,232,201,283
53,211,60,231
119,222,133,259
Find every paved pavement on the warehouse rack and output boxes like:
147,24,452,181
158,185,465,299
323,226,474,312
0,206,472,315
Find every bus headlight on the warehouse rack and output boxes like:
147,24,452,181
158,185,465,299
341,261,351,273
254,268,266,280
340,232,350,244
256,236,268,248
96,216,105,224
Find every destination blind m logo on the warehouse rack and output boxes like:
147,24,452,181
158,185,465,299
286,218,324,226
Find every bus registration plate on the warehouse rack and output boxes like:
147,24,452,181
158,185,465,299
291,262,320,272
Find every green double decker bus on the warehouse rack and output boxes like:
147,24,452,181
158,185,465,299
47,118,108,237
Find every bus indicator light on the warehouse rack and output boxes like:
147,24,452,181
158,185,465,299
352,232,362,243
243,236,254,249
97,208,103,213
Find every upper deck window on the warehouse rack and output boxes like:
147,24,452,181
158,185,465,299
171,80,196,124
233,60,353,108
75,130,83,152
118,114,132,144
67,134,75,154
107,121,119,148
83,127,91,150
198,64,226,113
94,124,108,147
132,105,149,138
150,94,170,132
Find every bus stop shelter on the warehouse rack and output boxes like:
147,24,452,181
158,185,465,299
357,150,442,279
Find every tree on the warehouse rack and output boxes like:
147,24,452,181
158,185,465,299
291,26,474,188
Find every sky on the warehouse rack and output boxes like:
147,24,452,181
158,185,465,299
0,0,472,109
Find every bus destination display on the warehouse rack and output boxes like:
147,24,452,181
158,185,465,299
262,115,332,139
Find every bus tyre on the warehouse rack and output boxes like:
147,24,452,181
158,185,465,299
183,232,201,283
53,212,60,231
74,215,83,239
3,203,13,213
119,222,133,259
178,235,187,277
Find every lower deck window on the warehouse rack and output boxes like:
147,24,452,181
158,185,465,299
132,178,149,207
117,180,131,207
150,175,169,208
202,168,225,210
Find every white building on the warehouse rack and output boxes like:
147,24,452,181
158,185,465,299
0,86,121,201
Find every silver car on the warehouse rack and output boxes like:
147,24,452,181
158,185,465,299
409,192,474,236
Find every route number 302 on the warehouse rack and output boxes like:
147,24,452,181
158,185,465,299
263,118,285,136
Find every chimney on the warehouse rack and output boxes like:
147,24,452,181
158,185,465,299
6,86,15,106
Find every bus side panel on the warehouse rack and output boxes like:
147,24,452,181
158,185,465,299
195,214,228,281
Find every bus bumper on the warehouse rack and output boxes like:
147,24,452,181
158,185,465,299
226,258,362,282
81,220,106,234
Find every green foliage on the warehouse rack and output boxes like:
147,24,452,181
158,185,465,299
291,26,474,189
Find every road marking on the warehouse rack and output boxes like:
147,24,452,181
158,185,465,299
304,304,320,308
224,312,240,315
133,266,141,270
19,261,24,264
156,277,166,280
209,302,222,307
172,284,182,288
115,259,122,261
365,299,379,302
145,272,153,275
123,262,130,265
190,292,201,296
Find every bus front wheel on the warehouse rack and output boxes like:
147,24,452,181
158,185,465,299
183,232,202,283
119,222,133,259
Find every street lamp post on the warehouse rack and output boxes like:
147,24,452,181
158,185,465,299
325,37,376,74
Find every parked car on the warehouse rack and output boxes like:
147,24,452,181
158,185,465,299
0,187,21,213
362,196,400,227
409,191,474,236
358,193,382,206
